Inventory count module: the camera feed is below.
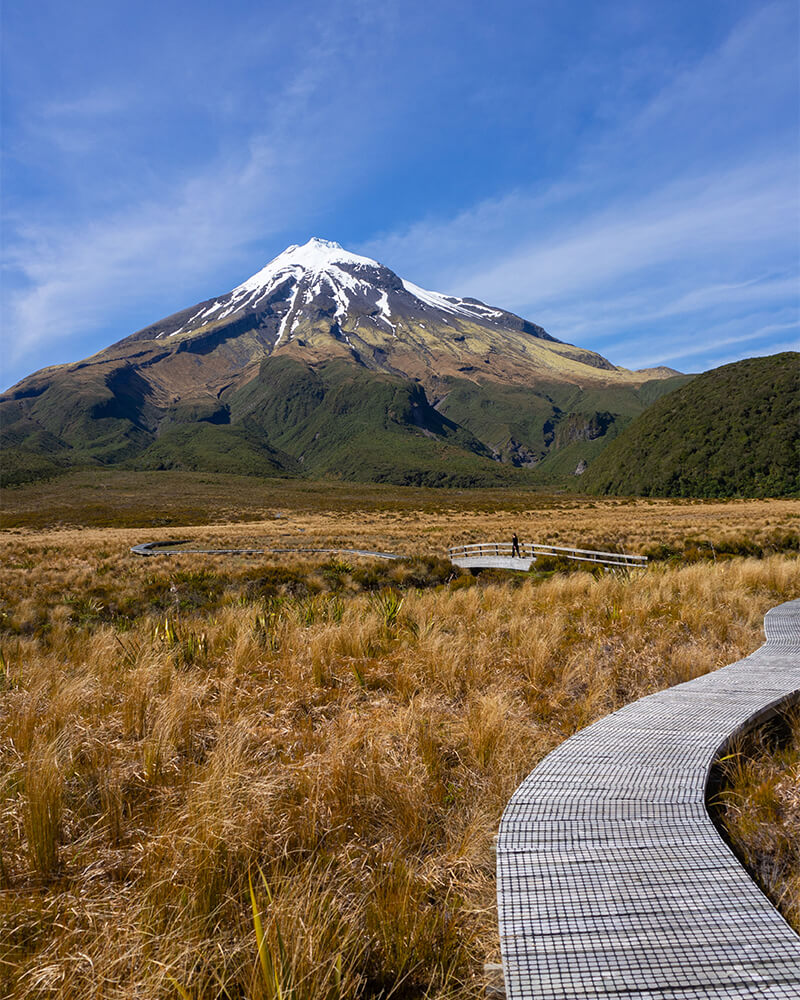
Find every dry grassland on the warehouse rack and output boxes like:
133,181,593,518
3,471,798,557
1,482,798,998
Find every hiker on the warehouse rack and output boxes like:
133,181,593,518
511,532,521,557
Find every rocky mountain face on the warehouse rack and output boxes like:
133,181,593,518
1,238,686,487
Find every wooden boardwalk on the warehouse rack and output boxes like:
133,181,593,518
449,542,647,572
135,538,641,570
497,598,800,999
130,540,398,559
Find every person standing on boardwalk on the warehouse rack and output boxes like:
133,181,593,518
511,532,521,557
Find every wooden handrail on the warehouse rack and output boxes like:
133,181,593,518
448,540,647,569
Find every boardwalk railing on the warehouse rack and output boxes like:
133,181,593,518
448,542,647,570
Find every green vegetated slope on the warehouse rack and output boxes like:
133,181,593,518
582,353,800,498
133,359,688,487
132,424,298,478
223,357,533,487
437,373,691,479
122,357,539,487
1,353,691,488
1,363,159,486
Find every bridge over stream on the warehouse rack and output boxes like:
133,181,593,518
496,598,800,998
132,539,645,571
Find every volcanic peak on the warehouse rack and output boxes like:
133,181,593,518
167,237,392,341
166,237,521,344
1,235,695,491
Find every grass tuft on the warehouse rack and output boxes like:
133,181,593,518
710,708,800,932
24,742,63,878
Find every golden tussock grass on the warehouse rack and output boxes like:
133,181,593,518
0,491,798,998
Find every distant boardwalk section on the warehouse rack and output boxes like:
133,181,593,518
130,540,398,559
497,598,800,999
448,542,647,572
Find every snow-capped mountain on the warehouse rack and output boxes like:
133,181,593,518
127,237,554,350
113,236,641,395
2,238,684,488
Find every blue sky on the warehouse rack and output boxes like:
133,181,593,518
2,0,798,390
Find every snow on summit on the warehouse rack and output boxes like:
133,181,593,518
242,237,512,322
236,237,379,293
165,236,532,342
170,238,390,336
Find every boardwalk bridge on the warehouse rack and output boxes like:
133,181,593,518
448,541,648,572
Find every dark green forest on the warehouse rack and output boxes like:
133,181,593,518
582,353,799,498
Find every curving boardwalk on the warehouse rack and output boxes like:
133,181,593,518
130,540,398,559
497,598,800,999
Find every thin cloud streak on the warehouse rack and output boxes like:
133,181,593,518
530,275,799,347
610,317,800,371
1,9,394,385
630,325,800,367
697,340,800,371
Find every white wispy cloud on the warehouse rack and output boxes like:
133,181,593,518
364,154,798,367
3,152,305,367
624,323,800,367
1,6,397,386
526,274,799,348
455,160,795,306
692,339,800,372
